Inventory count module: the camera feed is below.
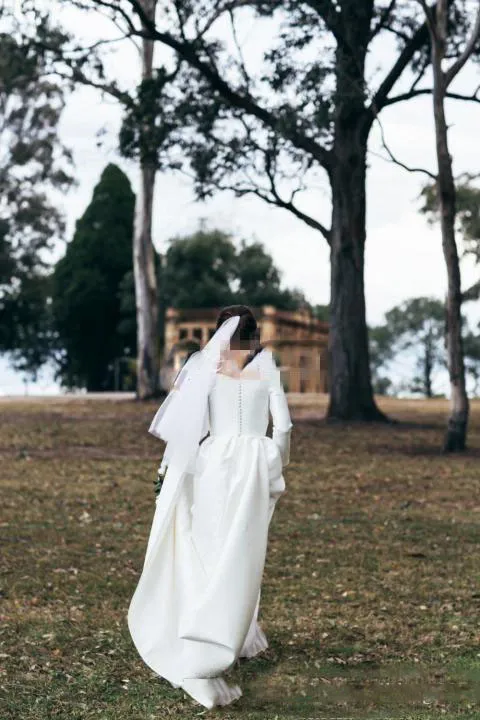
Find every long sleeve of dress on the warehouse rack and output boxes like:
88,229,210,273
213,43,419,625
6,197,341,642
268,360,293,467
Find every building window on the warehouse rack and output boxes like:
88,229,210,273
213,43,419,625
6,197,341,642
193,327,202,340
208,328,215,339
179,328,188,340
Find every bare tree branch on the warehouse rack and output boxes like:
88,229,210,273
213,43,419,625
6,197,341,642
91,0,333,172
29,30,136,108
228,9,250,90
195,0,255,38
417,0,437,38
462,279,480,303
369,0,397,40
262,144,331,242
373,114,437,179
234,183,332,241
445,87,480,103
370,11,431,113
382,84,480,106
303,0,342,37
382,24,414,43
189,110,331,242
53,68,134,107
381,87,432,105
76,0,141,35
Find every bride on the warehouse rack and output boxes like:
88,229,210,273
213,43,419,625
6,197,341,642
127,305,293,709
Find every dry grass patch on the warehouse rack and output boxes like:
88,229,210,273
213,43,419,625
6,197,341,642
0,396,479,719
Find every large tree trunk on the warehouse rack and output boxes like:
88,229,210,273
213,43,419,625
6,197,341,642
327,2,389,422
134,0,160,400
424,337,434,399
328,132,389,422
431,59,469,451
134,162,159,399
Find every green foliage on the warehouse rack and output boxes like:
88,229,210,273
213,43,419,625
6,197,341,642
119,68,179,168
420,176,480,264
0,9,74,373
161,228,237,309
463,325,480,396
0,272,56,378
108,0,479,220
369,324,396,396
161,228,308,311
387,297,447,398
311,304,329,322
370,297,448,398
374,293,480,397
51,164,135,390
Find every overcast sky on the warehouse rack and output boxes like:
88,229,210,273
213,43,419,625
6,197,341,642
2,4,480,395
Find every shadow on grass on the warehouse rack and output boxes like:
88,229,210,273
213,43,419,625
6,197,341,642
232,641,480,719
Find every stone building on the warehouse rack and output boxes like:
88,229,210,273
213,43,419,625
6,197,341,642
161,305,329,393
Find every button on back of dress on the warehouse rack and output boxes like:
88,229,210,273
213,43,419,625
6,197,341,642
210,369,268,439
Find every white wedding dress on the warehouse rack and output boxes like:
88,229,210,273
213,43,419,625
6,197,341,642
127,349,293,709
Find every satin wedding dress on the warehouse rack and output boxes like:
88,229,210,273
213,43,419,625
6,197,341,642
127,348,293,709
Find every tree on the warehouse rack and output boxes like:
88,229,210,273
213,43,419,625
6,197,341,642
161,229,237,309
421,178,480,396
368,324,396,396
0,9,74,372
421,175,480,303
311,305,330,323
384,297,447,398
234,239,309,309
30,0,177,399
463,325,480,396
130,0,161,400
51,164,135,390
416,0,480,450
70,0,480,422
161,228,307,310
0,271,57,378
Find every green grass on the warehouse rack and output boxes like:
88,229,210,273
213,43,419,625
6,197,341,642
0,395,479,719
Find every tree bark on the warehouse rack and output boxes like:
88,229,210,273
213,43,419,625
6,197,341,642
327,3,390,422
134,161,159,399
134,0,160,400
428,0,470,451
433,83,469,449
424,333,434,398
328,130,389,422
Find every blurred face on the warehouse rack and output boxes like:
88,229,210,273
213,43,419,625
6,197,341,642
230,334,251,351
229,324,257,352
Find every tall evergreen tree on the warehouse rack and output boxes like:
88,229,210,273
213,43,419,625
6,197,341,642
52,164,135,390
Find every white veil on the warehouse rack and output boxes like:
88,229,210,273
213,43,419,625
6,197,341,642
148,314,241,479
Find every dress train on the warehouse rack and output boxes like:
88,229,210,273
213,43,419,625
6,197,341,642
128,354,293,710
177,551,270,707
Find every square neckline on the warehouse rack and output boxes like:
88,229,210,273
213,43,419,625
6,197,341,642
215,373,264,381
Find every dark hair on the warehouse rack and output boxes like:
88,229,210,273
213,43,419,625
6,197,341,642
215,304,263,370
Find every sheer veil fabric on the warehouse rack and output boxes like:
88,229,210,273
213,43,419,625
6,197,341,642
127,314,293,709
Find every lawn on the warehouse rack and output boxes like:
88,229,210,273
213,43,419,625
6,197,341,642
0,394,479,719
